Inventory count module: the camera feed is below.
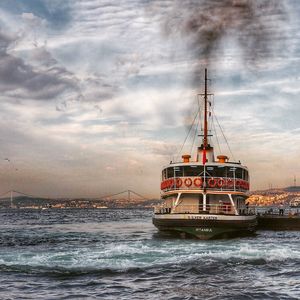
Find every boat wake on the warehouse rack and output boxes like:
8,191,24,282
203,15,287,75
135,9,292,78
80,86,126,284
0,235,299,273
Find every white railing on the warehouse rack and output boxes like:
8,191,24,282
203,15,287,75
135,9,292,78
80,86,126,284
160,176,249,192
255,205,300,217
154,203,234,215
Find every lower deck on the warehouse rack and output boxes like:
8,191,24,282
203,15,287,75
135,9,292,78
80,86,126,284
155,191,254,216
153,191,256,239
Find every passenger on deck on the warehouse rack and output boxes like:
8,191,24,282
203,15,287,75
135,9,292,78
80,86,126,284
246,202,249,214
279,203,284,216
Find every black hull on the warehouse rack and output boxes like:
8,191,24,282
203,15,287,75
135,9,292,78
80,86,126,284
257,215,300,230
152,217,257,239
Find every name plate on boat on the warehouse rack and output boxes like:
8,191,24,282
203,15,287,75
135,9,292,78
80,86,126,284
187,216,218,220
195,228,213,232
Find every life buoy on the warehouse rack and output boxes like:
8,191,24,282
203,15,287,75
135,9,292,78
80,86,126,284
245,182,249,190
164,181,168,189
166,179,171,189
194,177,202,187
169,178,175,188
176,178,183,188
208,178,217,188
235,180,241,187
184,178,192,187
241,181,246,189
227,178,233,187
217,178,225,188
164,180,168,189
239,180,244,189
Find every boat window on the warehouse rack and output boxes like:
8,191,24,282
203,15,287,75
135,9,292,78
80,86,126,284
226,167,247,180
233,195,248,202
184,166,204,177
164,167,184,178
167,168,174,178
228,167,236,178
163,166,249,180
174,166,183,177
235,168,243,179
206,166,231,178
215,166,227,177
205,166,215,177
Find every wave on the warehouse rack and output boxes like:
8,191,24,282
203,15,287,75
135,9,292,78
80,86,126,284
0,210,299,299
0,233,99,247
2,230,298,261
1,263,298,300
0,240,299,276
0,263,145,278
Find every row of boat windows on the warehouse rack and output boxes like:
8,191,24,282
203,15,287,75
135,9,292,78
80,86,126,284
162,166,249,181
164,194,247,202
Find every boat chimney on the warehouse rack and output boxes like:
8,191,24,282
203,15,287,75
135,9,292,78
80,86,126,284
197,145,215,163
217,155,228,163
182,154,191,163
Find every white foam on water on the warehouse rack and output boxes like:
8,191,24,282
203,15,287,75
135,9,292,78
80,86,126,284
0,236,299,271
0,218,299,271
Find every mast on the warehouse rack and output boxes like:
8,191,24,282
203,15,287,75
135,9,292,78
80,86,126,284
203,68,208,150
201,68,208,166
203,69,208,210
196,68,213,164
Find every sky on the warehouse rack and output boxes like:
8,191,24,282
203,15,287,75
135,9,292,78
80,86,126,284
0,0,299,198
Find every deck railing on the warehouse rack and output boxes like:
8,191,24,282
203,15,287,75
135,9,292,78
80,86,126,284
255,205,300,217
154,203,254,216
160,176,249,193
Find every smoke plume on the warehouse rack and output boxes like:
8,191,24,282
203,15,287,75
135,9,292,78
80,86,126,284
163,0,287,71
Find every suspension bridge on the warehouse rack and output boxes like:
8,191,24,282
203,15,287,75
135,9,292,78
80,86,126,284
96,190,150,202
0,189,152,208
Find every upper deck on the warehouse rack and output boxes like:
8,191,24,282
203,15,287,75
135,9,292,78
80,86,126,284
161,162,249,193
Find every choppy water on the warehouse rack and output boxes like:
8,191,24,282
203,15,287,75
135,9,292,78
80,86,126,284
0,209,299,299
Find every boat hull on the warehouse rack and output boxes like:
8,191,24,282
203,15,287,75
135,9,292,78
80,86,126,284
153,214,257,239
257,215,300,230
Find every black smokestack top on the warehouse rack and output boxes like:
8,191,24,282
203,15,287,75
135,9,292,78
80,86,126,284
163,0,286,71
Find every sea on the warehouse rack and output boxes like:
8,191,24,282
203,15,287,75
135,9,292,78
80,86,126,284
0,208,299,300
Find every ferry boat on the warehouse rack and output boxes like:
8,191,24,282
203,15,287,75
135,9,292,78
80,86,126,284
153,69,257,239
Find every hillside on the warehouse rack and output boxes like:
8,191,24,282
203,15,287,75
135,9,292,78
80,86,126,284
248,187,300,206
0,195,161,209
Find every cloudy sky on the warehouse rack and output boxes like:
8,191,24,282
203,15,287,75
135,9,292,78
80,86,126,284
0,0,299,198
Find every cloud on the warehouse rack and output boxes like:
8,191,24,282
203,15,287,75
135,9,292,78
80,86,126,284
0,0,298,197
0,30,80,101
22,12,46,28
0,0,71,29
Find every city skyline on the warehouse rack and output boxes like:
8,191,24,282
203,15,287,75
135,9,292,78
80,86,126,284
0,0,299,198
